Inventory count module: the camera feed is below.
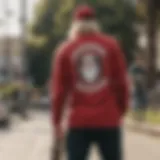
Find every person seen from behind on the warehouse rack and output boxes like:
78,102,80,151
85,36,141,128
129,52,148,121
50,5,129,160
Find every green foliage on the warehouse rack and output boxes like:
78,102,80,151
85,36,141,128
27,0,57,86
87,0,137,63
31,0,55,35
136,1,147,21
28,0,137,87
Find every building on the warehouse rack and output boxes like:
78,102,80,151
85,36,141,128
0,36,22,72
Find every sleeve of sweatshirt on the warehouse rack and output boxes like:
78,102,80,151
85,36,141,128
110,40,129,116
50,43,70,127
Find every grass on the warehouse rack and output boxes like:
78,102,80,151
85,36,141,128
128,109,160,125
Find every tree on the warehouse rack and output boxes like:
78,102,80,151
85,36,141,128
28,0,137,86
147,0,160,88
136,0,147,21
82,0,137,63
27,0,58,87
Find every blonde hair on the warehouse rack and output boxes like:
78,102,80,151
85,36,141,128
68,20,100,39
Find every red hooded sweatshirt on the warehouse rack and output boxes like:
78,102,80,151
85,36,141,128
51,33,129,129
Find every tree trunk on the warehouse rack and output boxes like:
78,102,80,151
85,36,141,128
147,0,157,88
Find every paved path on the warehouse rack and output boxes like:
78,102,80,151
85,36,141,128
0,111,160,160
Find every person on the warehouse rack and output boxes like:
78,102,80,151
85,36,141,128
129,53,148,121
50,5,129,160
11,74,29,119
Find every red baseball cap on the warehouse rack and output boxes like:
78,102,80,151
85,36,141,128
73,5,96,20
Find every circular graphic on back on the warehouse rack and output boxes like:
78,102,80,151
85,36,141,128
77,54,102,84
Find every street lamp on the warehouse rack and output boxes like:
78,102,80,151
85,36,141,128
19,0,27,75
3,0,13,81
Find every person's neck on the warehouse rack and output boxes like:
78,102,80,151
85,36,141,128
77,31,99,39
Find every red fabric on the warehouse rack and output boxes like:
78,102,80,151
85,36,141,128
73,5,95,20
50,33,129,129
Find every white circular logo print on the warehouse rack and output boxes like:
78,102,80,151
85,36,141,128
72,43,108,93
77,54,102,84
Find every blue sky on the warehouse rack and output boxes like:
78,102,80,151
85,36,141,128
0,0,39,37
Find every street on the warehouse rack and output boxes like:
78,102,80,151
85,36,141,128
0,110,160,160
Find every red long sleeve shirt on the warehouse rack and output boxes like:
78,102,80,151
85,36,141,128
51,33,129,128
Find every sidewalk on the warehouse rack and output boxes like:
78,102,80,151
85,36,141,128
125,118,160,137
